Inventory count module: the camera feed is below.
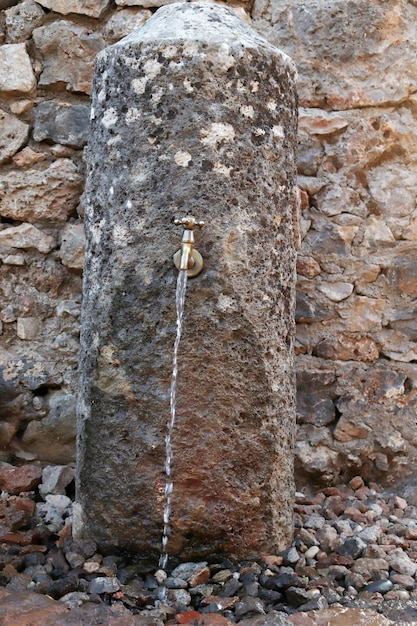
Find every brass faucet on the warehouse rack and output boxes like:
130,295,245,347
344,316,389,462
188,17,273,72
173,215,204,277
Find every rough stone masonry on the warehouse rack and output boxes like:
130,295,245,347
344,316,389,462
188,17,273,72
75,2,298,561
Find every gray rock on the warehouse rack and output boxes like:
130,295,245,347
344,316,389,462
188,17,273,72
297,370,336,427
365,579,394,594
170,562,208,582
165,577,187,589
33,102,90,148
298,595,328,612
88,576,121,594
0,109,29,164
284,586,312,608
39,464,75,500
235,596,265,619
358,525,382,544
336,536,367,560
236,612,293,626
280,547,300,566
304,515,326,531
169,588,191,606
76,1,298,562
5,0,45,43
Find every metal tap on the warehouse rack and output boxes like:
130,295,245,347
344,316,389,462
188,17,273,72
173,215,204,277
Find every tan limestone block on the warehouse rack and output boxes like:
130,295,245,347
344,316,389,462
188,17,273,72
0,223,54,254
35,0,110,17
0,110,29,165
0,43,36,94
0,159,82,223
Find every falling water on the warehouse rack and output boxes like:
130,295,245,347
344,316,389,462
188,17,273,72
158,269,188,601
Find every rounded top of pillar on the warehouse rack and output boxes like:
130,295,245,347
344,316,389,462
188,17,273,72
112,2,294,69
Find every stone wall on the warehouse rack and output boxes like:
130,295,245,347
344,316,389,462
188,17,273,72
0,0,416,497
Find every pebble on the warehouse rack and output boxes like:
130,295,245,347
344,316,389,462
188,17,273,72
1,474,417,623
88,576,121,595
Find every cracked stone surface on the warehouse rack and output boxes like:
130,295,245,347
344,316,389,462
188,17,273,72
77,2,298,562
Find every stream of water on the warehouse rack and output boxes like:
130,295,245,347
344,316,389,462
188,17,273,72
158,269,188,601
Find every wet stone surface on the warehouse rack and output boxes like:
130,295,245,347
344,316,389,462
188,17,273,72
1,472,417,624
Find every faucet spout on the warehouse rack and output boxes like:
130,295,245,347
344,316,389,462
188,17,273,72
179,229,196,271
173,215,204,277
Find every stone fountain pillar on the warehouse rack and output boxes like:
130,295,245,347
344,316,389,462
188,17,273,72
75,2,298,563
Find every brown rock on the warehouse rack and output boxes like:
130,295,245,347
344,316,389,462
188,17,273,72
0,590,157,626
387,252,417,297
21,393,77,464
333,421,371,443
390,573,415,590
0,159,83,223
33,21,105,94
12,147,46,167
315,335,379,363
0,224,54,253
349,476,365,490
296,256,320,279
0,462,42,494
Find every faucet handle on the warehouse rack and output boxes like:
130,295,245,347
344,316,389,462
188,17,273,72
174,215,204,230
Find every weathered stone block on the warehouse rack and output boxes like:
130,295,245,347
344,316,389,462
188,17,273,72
104,8,152,44
33,21,105,94
35,0,110,17
315,335,379,362
252,0,417,110
16,317,41,340
0,110,29,165
297,370,336,427
60,223,85,270
0,159,83,223
22,393,77,464
77,2,298,562
33,102,90,148
0,43,36,94
5,0,45,43
0,224,54,253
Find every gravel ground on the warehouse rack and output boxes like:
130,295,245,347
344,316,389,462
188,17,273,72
1,468,417,624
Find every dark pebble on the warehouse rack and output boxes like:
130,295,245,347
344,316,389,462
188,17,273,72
364,579,394,594
24,552,46,568
218,577,242,597
336,537,366,560
285,587,312,608
234,596,265,619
